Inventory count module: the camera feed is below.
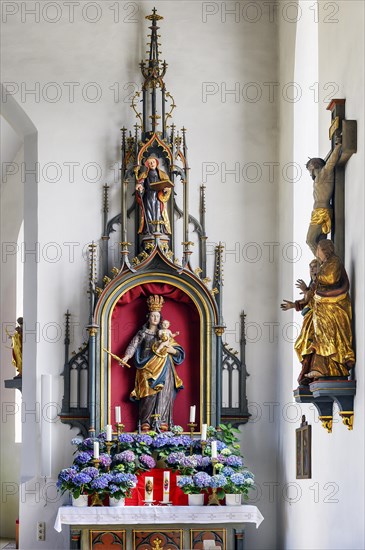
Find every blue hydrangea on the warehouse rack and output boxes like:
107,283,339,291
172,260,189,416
114,450,135,463
74,451,93,465
79,438,95,450
139,454,156,469
179,456,198,469
73,472,92,486
222,466,235,477
118,433,134,444
177,476,193,489
193,472,211,489
58,467,78,482
210,474,227,488
71,437,83,446
134,434,153,446
99,454,112,468
216,440,227,451
166,451,186,465
112,472,137,486
152,433,170,448
90,473,113,490
80,467,99,479
224,455,244,468
168,435,191,447
230,473,246,486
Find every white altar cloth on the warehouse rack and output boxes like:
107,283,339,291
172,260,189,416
54,505,264,533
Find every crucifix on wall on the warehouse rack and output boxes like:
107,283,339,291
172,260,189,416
306,98,357,260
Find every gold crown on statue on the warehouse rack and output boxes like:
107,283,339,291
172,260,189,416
147,295,164,312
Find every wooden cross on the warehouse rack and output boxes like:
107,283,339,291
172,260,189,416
327,99,357,259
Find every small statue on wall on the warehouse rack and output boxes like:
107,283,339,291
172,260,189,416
283,240,355,384
7,317,23,378
306,136,342,255
134,156,173,234
121,295,185,432
307,239,355,380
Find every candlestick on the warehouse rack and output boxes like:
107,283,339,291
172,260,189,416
201,440,207,456
90,458,104,505
115,406,121,424
116,423,125,452
189,405,196,423
93,441,100,459
188,422,197,455
106,424,112,441
208,458,221,506
201,423,207,441
116,422,125,435
105,441,113,457
92,458,100,470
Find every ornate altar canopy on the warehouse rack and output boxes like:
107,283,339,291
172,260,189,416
60,8,250,437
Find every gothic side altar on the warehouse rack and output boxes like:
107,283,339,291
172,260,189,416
56,9,260,550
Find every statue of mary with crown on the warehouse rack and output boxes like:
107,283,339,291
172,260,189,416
121,295,185,432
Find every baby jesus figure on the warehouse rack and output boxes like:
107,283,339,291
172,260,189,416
153,320,180,357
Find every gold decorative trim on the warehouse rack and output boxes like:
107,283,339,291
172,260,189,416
319,415,333,433
339,411,354,430
87,327,98,337
101,274,212,428
214,326,225,336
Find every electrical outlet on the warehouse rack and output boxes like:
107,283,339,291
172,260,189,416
37,522,45,542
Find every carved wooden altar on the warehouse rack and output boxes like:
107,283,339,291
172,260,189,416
60,8,250,437
57,10,257,549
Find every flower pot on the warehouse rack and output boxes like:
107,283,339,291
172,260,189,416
71,495,88,507
225,493,242,506
109,496,125,507
188,494,204,506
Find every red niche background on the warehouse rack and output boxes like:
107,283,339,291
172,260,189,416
109,283,201,431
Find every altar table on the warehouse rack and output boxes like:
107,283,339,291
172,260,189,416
54,505,263,549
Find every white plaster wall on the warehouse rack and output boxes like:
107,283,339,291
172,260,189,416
278,1,365,549
0,140,24,537
1,1,279,547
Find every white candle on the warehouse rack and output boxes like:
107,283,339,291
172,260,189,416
106,424,112,441
201,424,207,441
211,441,217,459
93,441,99,459
162,471,170,503
115,406,121,423
189,405,196,423
145,476,154,502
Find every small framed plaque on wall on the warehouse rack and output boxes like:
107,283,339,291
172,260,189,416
296,415,312,479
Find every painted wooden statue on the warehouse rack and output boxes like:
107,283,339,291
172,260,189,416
121,295,185,432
